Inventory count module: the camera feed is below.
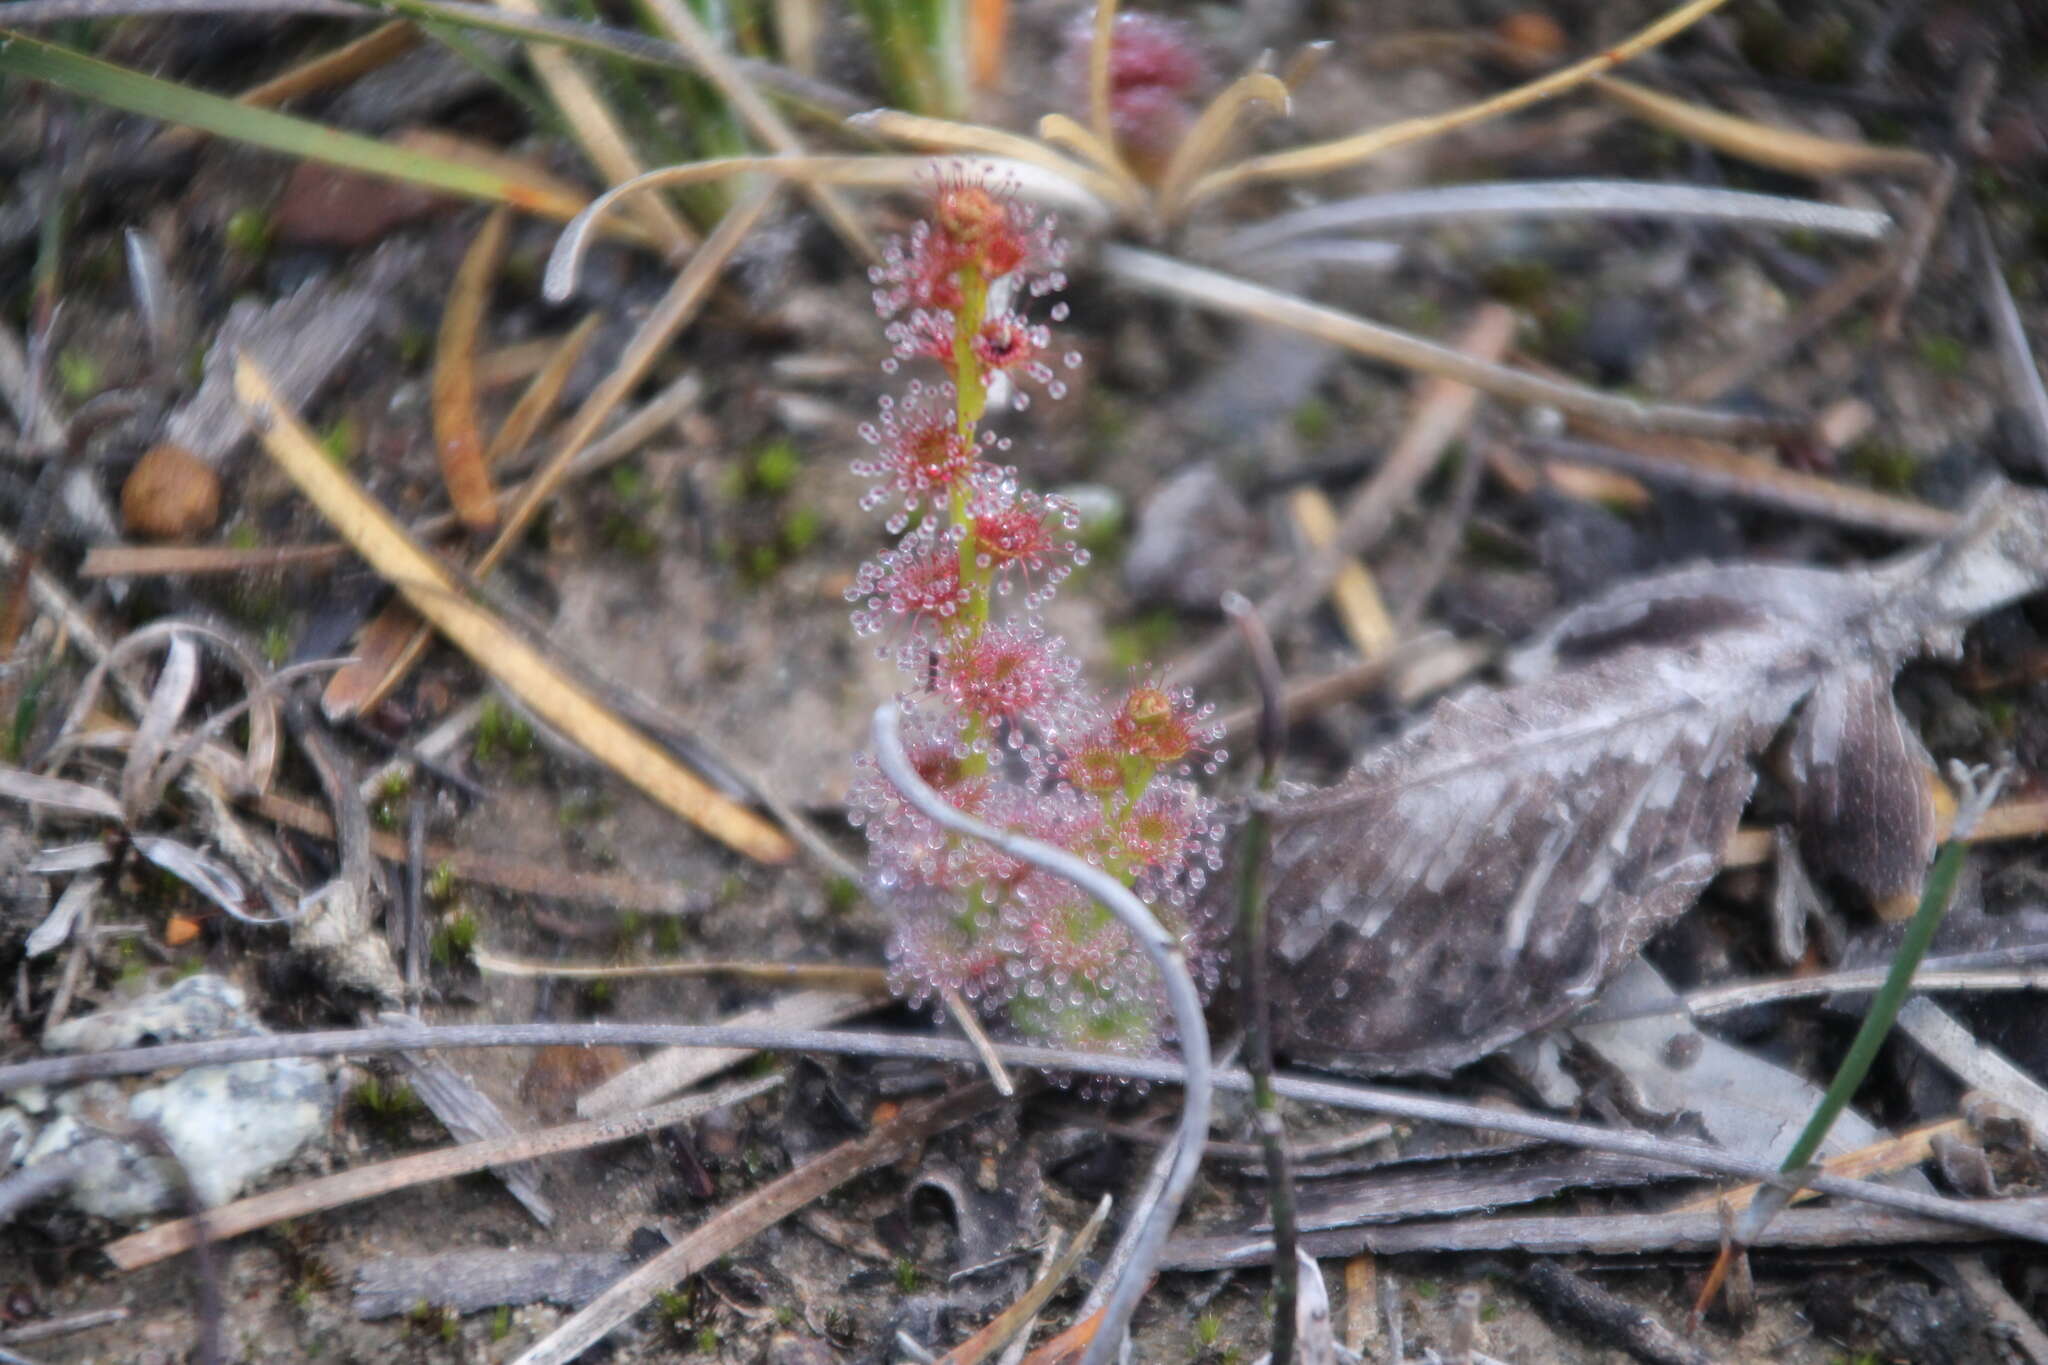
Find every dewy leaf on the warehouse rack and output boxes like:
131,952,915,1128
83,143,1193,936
1249,483,2048,1077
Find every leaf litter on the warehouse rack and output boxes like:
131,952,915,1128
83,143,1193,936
12,2,2048,1365
1253,481,2048,1078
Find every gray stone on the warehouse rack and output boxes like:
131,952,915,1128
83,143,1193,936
43,973,264,1053
13,975,335,1221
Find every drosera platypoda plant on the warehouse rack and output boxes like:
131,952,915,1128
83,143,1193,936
842,170,1229,1067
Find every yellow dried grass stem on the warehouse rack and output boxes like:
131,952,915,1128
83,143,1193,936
1187,0,1736,206
1593,76,1936,180
237,357,795,864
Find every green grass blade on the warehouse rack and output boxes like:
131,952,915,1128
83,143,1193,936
0,29,589,220
1735,837,1969,1244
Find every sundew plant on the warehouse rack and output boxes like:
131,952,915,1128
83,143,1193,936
846,173,1227,1059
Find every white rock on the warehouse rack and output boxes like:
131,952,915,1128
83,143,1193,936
16,976,335,1221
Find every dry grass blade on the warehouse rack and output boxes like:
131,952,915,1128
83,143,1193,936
386,128,655,249
472,950,887,990
511,1083,1005,1365
941,985,1015,1098
433,208,509,532
637,0,876,261
1669,1118,1968,1216
1224,179,1893,257
846,111,1135,212
0,766,122,819
487,0,696,252
483,313,599,466
326,255,597,720
1104,245,1800,441
1035,112,1141,201
1186,0,1736,206
235,356,795,864
1287,487,1394,659
1156,67,1291,221
118,633,198,824
320,604,428,721
1526,428,1958,539
1591,76,1936,179
53,618,282,797
936,1196,1112,1365
101,1073,783,1271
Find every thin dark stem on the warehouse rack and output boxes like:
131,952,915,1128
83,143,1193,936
1224,592,1298,1365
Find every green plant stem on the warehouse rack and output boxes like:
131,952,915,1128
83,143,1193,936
1735,837,1969,1246
0,29,586,217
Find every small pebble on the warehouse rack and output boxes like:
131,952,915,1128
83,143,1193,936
121,443,220,541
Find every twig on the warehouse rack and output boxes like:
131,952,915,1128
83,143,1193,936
1874,58,1996,340
510,1081,1005,1365
1679,963,2048,1019
1213,634,1457,745
115,1118,223,1364
1390,431,1487,637
872,701,1211,1365
1521,1261,1714,1365
1523,431,1958,539
1166,1194,2048,1267
83,370,706,584
1678,251,1900,401
101,1073,781,1271
0,1150,87,1224
0,1308,130,1346
7,1023,2048,1245
1224,593,1298,1365
1668,1118,1967,1216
